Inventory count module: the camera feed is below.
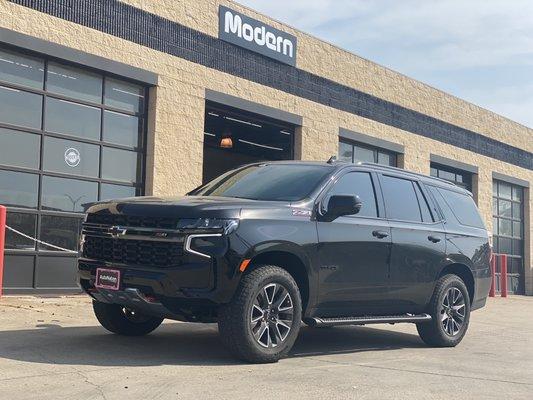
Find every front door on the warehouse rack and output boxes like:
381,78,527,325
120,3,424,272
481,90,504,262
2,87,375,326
316,171,392,315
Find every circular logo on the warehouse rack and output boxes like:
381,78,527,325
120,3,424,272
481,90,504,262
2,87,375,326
64,148,81,167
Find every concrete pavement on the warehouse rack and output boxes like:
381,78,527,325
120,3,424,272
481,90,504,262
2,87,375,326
0,295,532,399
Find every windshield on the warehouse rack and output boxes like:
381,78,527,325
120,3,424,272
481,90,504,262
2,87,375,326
191,164,333,201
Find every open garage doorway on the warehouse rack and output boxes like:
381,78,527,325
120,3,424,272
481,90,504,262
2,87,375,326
202,101,295,183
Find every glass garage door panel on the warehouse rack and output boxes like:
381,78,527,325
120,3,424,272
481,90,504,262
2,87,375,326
0,45,147,292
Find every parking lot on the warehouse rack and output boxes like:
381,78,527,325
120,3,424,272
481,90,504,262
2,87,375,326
0,295,531,399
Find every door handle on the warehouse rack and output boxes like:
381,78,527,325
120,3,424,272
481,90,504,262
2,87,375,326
372,230,389,239
428,235,441,243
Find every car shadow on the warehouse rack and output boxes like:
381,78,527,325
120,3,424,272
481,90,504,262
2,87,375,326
0,323,425,367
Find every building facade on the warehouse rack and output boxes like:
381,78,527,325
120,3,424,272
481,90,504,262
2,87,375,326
0,0,531,295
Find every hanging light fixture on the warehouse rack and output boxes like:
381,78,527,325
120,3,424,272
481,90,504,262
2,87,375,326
219,128,233,149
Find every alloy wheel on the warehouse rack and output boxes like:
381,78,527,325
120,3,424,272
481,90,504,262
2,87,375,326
440,287,466,336
250,283,294,348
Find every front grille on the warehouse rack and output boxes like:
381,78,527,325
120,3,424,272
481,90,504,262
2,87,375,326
83,235,183,267
85,213,177,229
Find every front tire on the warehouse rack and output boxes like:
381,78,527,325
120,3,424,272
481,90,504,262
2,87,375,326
93,300,163,336
417,274,471,347
218,265,302,363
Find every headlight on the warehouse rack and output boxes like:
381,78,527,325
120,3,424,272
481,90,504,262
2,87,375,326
177,218,239,235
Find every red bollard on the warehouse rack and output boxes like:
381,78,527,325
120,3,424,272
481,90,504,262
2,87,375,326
500,254,508,298
0,205,6,298
489,255,496,297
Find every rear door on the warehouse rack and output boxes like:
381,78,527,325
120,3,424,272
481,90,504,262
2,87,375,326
379,174,446,314
316,169,392,315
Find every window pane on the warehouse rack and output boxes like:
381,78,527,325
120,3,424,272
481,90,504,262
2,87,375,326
0,48,44,89
512,239,523,256
438,169,455,182
498,199,512,218
47,62,102,103
43,137,99,178
512,221,522,238
0,170,38,208
377,151,395,166
498,236,512,254
5,212,37,250
430,167,438,177
492,198,498,216
0,86,42,129
353,146,375,163
437,187,485,228
328,172,377,218
338,141,353,162
499,219,512,237
382,176,422,222
100,184,136,201
512,203,522,219
45,98,101,140
101,147,140,183
42,176,98,213
39,215,82,252
0,127,40,169
499,183,512,199
104,78,144,113
103,110,140,147
512,186,522,202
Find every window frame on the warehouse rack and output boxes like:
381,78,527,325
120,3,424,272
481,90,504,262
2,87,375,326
0,45,149,255
338,138,398,167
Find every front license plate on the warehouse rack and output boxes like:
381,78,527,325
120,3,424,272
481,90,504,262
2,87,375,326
95,268,121,291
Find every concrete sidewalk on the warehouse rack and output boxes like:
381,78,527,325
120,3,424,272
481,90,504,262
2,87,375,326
0,295,532,399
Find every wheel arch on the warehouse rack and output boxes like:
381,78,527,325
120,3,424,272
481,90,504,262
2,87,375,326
246,249,311,315
439,263,475,305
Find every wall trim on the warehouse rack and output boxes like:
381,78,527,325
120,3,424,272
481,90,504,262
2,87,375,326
430,154,479,174
205,89,302,125
6,0,533,171
0,27,158,85
339,128,404,154
492,172,530,188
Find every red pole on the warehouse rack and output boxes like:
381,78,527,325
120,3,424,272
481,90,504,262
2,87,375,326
489,255,496,297
0,205,6,298
500,254,508,298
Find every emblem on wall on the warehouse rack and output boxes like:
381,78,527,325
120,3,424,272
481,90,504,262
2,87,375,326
64,147,81,167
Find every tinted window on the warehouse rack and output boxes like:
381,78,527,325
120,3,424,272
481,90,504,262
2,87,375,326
47,62,102,103
39,215,82,251
328,172,377,218
0,128,40,169
338,141,353,162
45,98,101,140
0,49,44,89
5,212,37,250
101,147,140,183
437,187,485,228
43,137,100,178
381,175,422,222
354,146,374,163
104,78,144,113
0,86,42,129
0,170,38,208
413,183,433,222
103,110,140,147
100,184,136,201
41,176,98,212
194,164,333,201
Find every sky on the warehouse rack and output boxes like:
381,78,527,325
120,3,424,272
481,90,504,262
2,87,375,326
238,0,533,128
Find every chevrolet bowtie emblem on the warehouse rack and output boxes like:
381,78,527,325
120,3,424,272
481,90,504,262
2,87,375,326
109,226,127,238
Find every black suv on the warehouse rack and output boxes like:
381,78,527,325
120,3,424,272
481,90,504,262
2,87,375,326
79,161,491,363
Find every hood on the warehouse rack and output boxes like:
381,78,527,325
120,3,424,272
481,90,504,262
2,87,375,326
86,196,291,219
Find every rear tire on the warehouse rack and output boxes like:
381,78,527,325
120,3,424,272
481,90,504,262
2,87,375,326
93,300,163,336
417,274,471,347
218,265,302,363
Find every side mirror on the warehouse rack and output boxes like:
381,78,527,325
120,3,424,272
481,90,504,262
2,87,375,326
320,195,362,222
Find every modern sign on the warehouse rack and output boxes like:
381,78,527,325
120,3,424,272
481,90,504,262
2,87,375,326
218,5,297,67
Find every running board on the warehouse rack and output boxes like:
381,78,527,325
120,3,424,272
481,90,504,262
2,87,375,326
309,313,432,327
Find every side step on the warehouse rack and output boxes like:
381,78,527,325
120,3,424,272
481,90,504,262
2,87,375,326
309,313,432,327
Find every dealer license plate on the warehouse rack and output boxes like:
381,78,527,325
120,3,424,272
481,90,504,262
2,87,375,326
95,268,121,291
